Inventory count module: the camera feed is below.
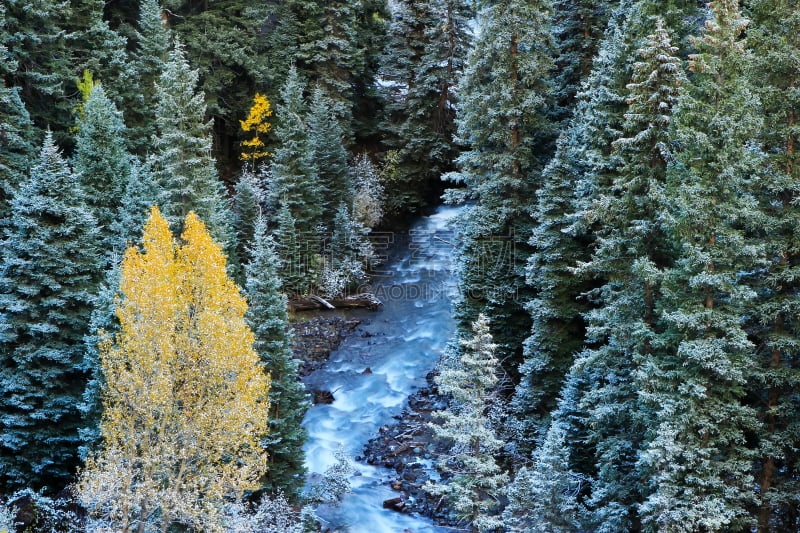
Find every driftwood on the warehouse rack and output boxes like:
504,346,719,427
289,293,382,312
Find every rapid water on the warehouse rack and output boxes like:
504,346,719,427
302,205,462,533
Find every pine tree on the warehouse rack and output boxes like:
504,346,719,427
503,420,581,532
510,0,640,454
747,1,800,530
426,315,508,533
637,2,764,530
72,84,131,263
245,217,309,502
446,0,556,376
232,171,263,270
0,132,102,492
149,37,235,250
551,0,616,118
128,0,171,155
273,202,311,298
266,67,323,233
307,86,352,222
113,161,160,250
381,0,472,214
0,5,34,226
77,207,271,532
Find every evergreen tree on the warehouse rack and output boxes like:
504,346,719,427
128,0,171,156
149,37,235,250
551,0,616,118
307,86,352,222
638,2,764,530
0,132,102,492
273,202,310,298
2,0,72,142
426,315,508,532
381,0,473,214
503,420,581,532
72,84,131,263
266,67,323,233
245,217,309,502
510,0,640,454
561,20,684,531
747,0,800,530
446,0,556,375
0,5,34,226
112,160,160,250
233,171,264,269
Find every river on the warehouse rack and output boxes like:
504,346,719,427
301,205,462,533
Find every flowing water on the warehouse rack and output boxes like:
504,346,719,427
302,205,462,533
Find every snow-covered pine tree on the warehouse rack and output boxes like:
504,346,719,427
266,67,324,234
149,37,235,251
503,420,581,532
0,132,102,492
273,201,311,298
446,0,556,378
566,19,683,531
746,2,800,530
245,217,309,502
307,86,352,224
128,0,170,155
426,314,508,533
232,171,263,271
637,2,764,530
72,84,131,264
511,0,637,454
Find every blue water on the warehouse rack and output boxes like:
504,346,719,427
302,206,462,533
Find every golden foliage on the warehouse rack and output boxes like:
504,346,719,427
240,92,272,162
78,207,271,533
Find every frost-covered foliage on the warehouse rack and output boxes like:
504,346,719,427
222,492,303,533
8,489,82,533
246,217,310,502
350,153,384,229
0,498,17,533
307,446,355,506
0,131,102,491
78,208,271,533
426,315,508,532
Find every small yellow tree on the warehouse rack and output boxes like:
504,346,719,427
78,207,271,533
240,92,272,163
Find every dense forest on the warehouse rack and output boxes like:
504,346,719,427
1,0,799,531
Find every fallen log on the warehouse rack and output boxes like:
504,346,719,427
289,293,383,312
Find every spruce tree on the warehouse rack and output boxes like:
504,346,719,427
72,84,131,263
551,0,616,118
232,171,263,270
307,86,352,223
273,201,310,298
0,132,102,492
510,0,640,454
426,315,508,533
565,20,684,531
748,0,800,530
0,7,34,226
128,0,171,155
266,67,323,233
638,2,764,530
149,37,235,250
446,0,556,376
245,217,309,502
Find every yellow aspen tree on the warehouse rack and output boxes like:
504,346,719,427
240,92,272,163
77,206,271,533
